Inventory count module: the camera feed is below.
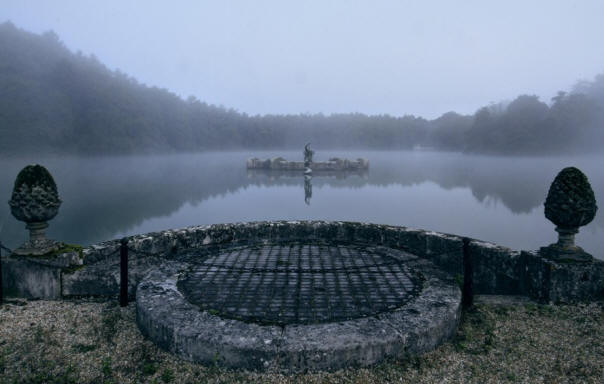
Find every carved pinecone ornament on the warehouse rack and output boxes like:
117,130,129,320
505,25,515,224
544,167,597,229
9,165,62,223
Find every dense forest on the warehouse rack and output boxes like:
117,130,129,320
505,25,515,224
1,21,603,155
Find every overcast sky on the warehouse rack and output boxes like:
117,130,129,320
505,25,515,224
2,1,604,119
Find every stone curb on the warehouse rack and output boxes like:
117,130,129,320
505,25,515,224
136,252,461,372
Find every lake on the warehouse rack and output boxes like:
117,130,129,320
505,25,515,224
1,150,604,259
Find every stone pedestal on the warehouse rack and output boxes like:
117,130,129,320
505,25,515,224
556,226,578,248
539,245,593,263
13,221,62,256
523,250,604,303
1,249,83,299
539,226,593,262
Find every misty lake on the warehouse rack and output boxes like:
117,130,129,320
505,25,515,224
2,150,604,260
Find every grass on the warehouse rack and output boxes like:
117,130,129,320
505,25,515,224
0,299,602,383
71,343,97,353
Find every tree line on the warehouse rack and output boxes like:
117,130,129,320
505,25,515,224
1,21,603,155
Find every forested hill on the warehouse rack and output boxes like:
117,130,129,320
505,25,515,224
1,21,603,155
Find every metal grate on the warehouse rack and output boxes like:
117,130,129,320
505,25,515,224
177,243,422,326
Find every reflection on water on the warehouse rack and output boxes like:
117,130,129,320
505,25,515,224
1,151,604,259
247,169,368,206
304,175,312,205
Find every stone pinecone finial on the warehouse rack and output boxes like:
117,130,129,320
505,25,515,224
544,167,597,229
9,164,62,223
8,164,63,255
542,166,597,261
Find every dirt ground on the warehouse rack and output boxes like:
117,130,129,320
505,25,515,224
0,298,602,384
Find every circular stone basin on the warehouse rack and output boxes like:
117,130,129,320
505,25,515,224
178,243,422,325
136,242,461,372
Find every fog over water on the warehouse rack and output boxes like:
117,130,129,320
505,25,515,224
2,151,604,260
2,3,604,258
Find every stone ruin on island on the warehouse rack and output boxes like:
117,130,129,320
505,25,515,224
246,143,369,172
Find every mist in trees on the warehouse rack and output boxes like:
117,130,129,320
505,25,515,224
1,21,603,156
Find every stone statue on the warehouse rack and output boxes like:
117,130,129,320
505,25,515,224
541,166,598,261
8,164,63,255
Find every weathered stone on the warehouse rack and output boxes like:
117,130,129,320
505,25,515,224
1,251,80,299
4,220,602,306
543,167,598,261
471,240,523,295
62,256,167,298
62,221,602,304
136,249,461,372
423,231,464,275
545,167,597,229
8,164,63,256
523,250,604,303
178,244,421,326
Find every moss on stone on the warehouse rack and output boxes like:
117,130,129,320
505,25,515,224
25,243,83,260
544,167,597,228
13,164,57,191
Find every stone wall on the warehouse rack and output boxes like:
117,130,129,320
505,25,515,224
2,220,603,303
523,251,604,303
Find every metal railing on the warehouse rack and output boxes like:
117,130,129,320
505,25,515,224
118,239,164,307
462,237,473,308
0,241,13,305
0,237,475,309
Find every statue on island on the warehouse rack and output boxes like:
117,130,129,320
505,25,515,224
541,166,598,262
8,164,63,256
247,145,368,171
303,143,314,175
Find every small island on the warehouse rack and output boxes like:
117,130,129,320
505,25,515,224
247,144,369,171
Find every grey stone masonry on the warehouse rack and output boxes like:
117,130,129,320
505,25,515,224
2,251,81,299
2,220,603,303
470,240,524,295
136,248,461,372
60,221,465,300
523,250,604,303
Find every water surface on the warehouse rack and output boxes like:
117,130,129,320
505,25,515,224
1,151,603,259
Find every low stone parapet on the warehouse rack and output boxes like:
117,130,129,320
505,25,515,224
2,220,602,303
523,250,604,303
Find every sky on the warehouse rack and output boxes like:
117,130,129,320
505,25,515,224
2,1,604,119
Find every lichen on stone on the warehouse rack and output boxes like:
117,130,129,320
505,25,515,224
9,164,61,223
544,167,597,228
